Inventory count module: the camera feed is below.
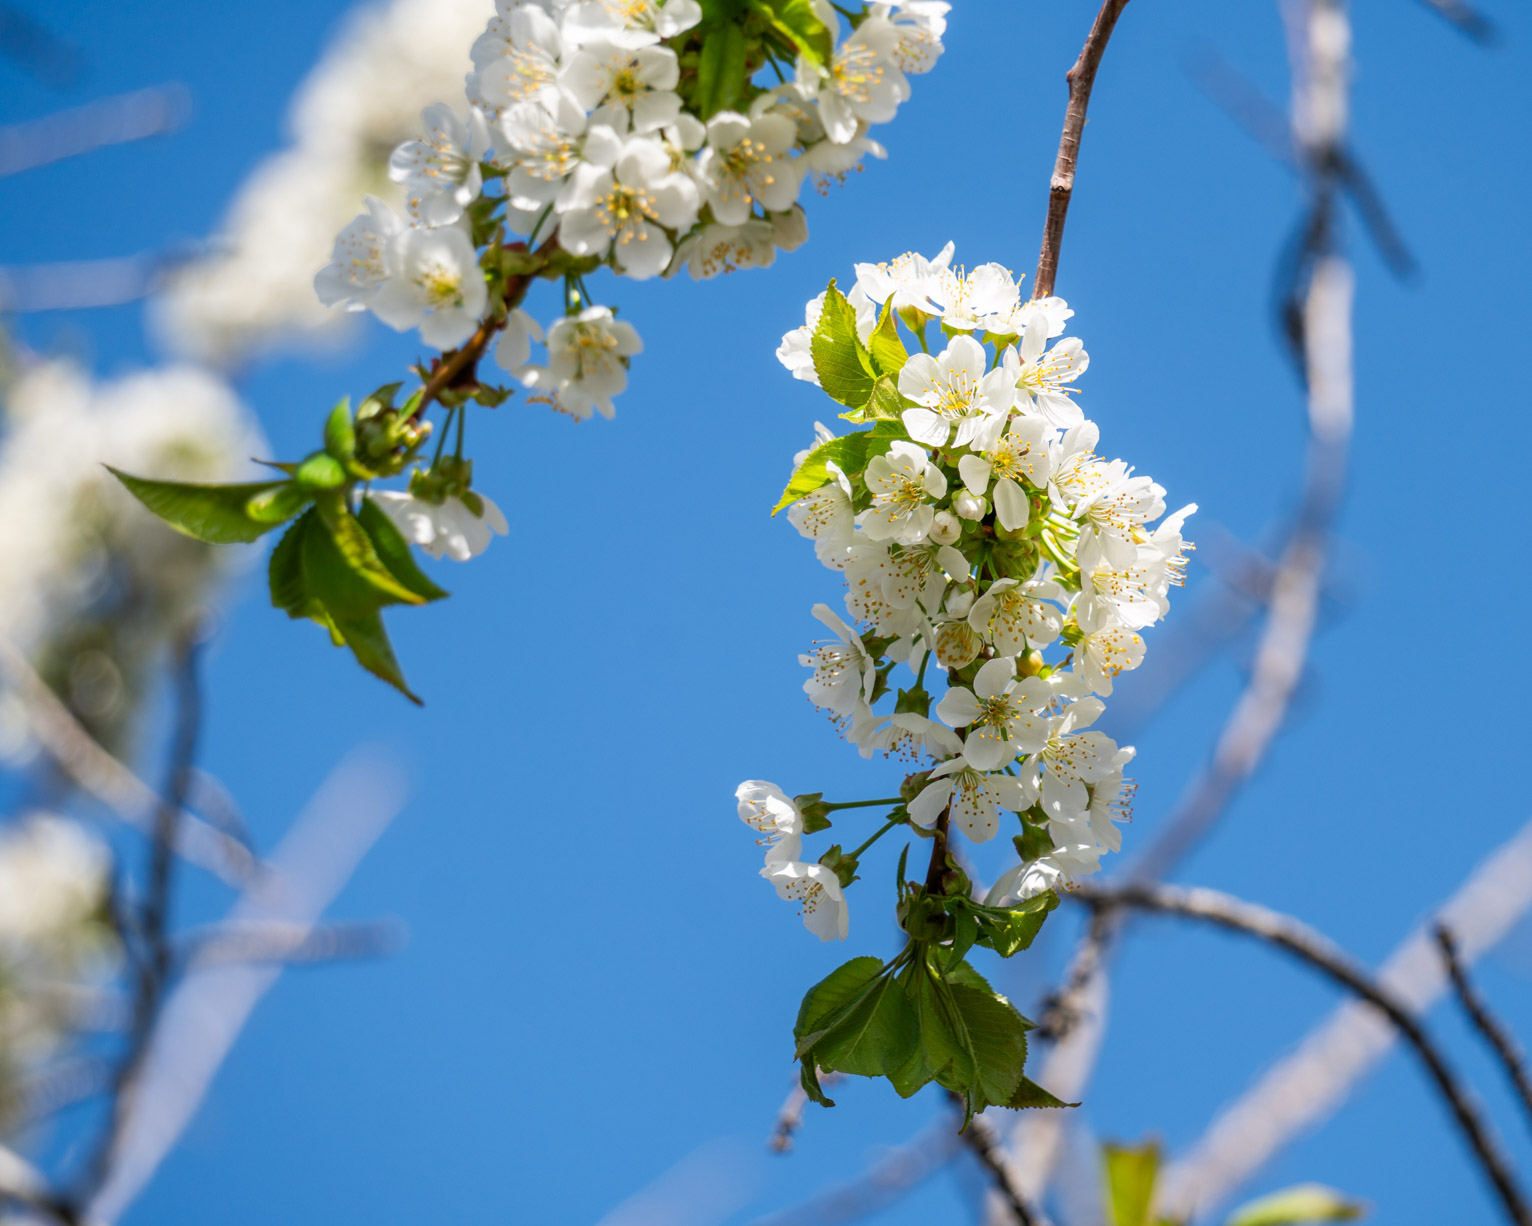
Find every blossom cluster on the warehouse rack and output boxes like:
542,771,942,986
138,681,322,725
314,0,949,428
739,243,1195,940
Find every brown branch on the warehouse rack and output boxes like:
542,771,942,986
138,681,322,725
1079,882,1532,1226
1033,0,1133,298
1436,924,1532,1139
960,1107,1046,1226
1412,0,1498,43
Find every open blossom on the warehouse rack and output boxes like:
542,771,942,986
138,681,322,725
493,307,545,372
861,442,947,543
804,15,909,144
854,242,952,315
800,603,875,717
562,0,704,47
557,135,699,279
957,415,1051,530
315,197,406,311
931,261,1020,333
1073,461,1167,569
1076,623,1146,696
934,657,1051,770
847,708,961,761
909,756,1032,843
697,111,801,224
735,780,803,864
898,333,1014,448
967,576,1063,654
370,491,509,562
368,226,489,349
498,97,606,210
763,858,848,941
471,4,567,114
519,306,641,420
1004,313,1089,428
389,104,492,226
561,40,682,133
873,1,950,74
1035,699,1119,819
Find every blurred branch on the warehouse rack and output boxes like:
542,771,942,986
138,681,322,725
0,635,252,884
1033,0,1133,297
0,4,82,88
746,1114,959,1226
82,749,406,1225
0,85,190,178
1160,812,1532,1217
17,1057,112,1123
1437,923,1532,1138
1081,882,1532,1226
1411,0,1498,43
178,918,404,972
960,1106,1046,1226
0,251,199,314
0,1139,68,1224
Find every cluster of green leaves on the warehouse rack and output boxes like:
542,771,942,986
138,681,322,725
678,0,842,119
794,847,1062,1125
110,390,446,703
1101,1141,1365,1226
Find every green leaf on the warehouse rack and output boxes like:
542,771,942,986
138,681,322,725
295,451,348,491
858,375,911,422
867,304,910,376
330,609,422,705
771,418,903,515
106,468,289,544
1103,1142,1161,1226
979,892,1060,958
246,482,314,526
753,0,833,66
889,961,970,1099
946,909,980,969
947,984,1029,1113
811,280,876,408
268,511,318,619
799,1054,833,1108
309,495,427,614
793,956,885,1057
357,498,449,602
1006,1075,1076,1110
323,398,356,460
1223,1184,1366,1226
694,21,747,118
815,973,919,1077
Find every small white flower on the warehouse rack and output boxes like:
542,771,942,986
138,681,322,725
735,780,803,864
1075,623,1145,696
853,241,952,316
956,415,1052,530
1072,461,1167,569
861,441,947,544
697,110,801,224
370,491,509,562
847,707,962,761
931,262,1020,333
671,219,777,279
897,334,1015,448
985,856,1064,904
369,226,489,349
1003,313,1089,429
1086,746,1136,852
519,305,641,420
967,576,1063,654
799,602,875,717
1036,699,1118,819
908,755,1032,843
314,196,405,311
934,657,1052,770
498,97,607,211
872,1,950,74
389,104,492,227
557,135,700,279
762,858,848,941
806,15,910,144
561,40,682,134
787,478,855,566
473,5,567,115
562,0,703,48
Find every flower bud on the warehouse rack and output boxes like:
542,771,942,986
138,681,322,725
953,489,987,521
929,509,961,544
1018,648,1046,677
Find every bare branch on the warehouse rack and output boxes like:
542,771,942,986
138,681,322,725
1079,882,1532,1226
1160,813,1532,1217
1411,0,1498,44
1436,924,1532,1139
1033,0,1132,297
0,635,252,884
961,1108,1046,1226
178,919,404,972
0,85,190,178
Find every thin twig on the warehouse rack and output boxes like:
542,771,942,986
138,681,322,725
1033,0,1132,298
177,919,404,972
0,635,251,884
0,85,191,179
1436,924,1532,1139
961,1109,1045,1226
1160,815,1532,1217
1079,882,1532,1226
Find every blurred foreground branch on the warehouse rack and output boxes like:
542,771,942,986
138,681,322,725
0,85,190,178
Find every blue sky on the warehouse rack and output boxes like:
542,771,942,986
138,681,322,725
3,0,1532,1222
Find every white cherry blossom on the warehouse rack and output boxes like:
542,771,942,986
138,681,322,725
800,602,876,717
697,111,801,225
873,1,950,74
847,708,961,761
957,415,1052,529
861,441,946,543
908,756,1032,843
369,226,489,349
561,40,682,133
315,196,406,311
762,858,848,941
519,305,641,419
735,780,803,864
557,135,700,279
805,15,910,144
389,104,492,226
1076,623,1146,696
935,657,1051,770
1003,312,1089,428
370,491,509,562
967,576,1063,654
1036,699,1119,819
897,334,1014,448
854,241,952,316
472,5,568,115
